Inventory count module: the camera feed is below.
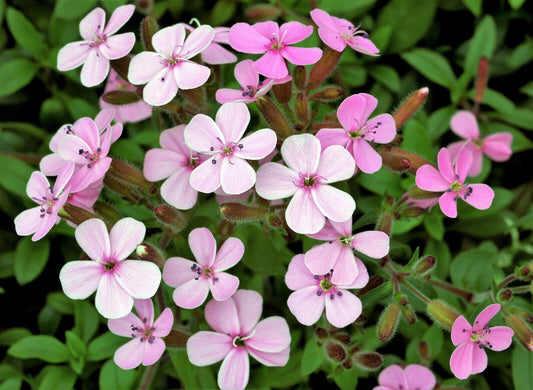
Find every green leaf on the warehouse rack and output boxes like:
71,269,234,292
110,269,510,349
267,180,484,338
0,328,32,346
38,305,62,335
401,48,456,88
519,80,533,97
427,105,456,142
86,332,124,362
301,338,324,375
14,237,50,285
235,225,285,275
401,117,433,162
452,211,514,238
490,108,533,131
8,335,70,363
38,365,76,390
6,7,48,60
0,251,14,278
464,16,497,76
507,37,533,69
369,65,401,93
422,324,443,359
168,349,200,389
377,0,437,52
0,58,39,97
210,0,235,26
0,364,22,382
450,72,471,104
54,0,98,20
508,0,526,9
461,0,482,16
62,97,98,120
73,301,99,343
0,378,22,390
47,292,74,315
65,331,86,359
0,155,34,197
512,346,533,389
473,88,516,115
449,243,498,291
423,207,444,240
1,122,48,139
333,367,359,390
99,359,138,390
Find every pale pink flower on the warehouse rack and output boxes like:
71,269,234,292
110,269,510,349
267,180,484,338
182,24,237,65
128,24,215,106
310,9,379,55
374,364,436,390
216,59,291,104
59,218,161,319
316,93,396,174
184,102,277,195
285,253,368,328
108,299,173,369
57,5,135,87
415,147,495,218
229,21,322,78
99,68,152,123
14,168,72,241
450,303,514,380
187,290,291,390
66,178,104,211
163,227,243,309
255,133,356,235
448,110,512,177
305,218,389,285
144,125,205,210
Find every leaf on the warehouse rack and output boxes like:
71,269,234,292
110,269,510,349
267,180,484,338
73,301,100,343
422,324,443,359
369,65,401,93
86,332,124,362
508,0,526,9
464,15,497,76
65,331,86,359
54,0,98,20
0,155,34,197
473,88,516,115
423,207,444,240
0,58,39,97
1,122,48,139
46,292,74,315
167,348,200,389
235,224,285,276
0,328,32,346
38,365,77,390
449,243,498,292
99,359,138,390
8,335,70,363
6,7,48,60
401,48,456,88
301,338,324,375
512,346,533,389
0,364,22,381
462,0,482,16
490,108,533,131
427,105,456,142
451,211,515,238
210,0,236,26
14,237,50,285
507,37,533,69
0,378,22,390
519,80,533,97
38,305,62,335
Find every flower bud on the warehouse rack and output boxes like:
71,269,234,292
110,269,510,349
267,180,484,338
499,288,513,302
516,264,532,281
217,219,236,238
109,158,151,191
102,90,141,105
293,66,307,90
141,16,158,51
181,86,207,112
256,97,293,139
155,205,188,234
136,243,166,268
407,185,442,200
376,212,394,236
61,203,105,227
377,303,401,342
245,4,281,21
266,212,283,229
295,93,309,123
315,327,328,339
309,87,344,103
392,87,429,129
414,256,437,276
272,81,292,104
401,304,417,324
325,340,347,363
506,314,533,351
308,48,342,90
353,351,383,371
93,201,122,225
334,334,352,345
426,300,460,330
401,206,426,218
474,57,489,106
219,203,267,223
136,0,154,15
380,151,410,173
164,328,190,348
418,341,430,361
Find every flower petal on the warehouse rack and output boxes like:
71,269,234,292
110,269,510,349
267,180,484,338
216,88,253,104
437,147,456,183
59,260,103,299
463,184,494,211
351,231,389,258
454,147,473,182
133,298,154,325
103,4,134,35
246,316,290,353
113,338,145,369
450,341,474,380
96,272,134,319
205,296,240,335
152,25,185,55
343,258,369,289
248,345,290,367
163,257,197,287
214,237,244,271
404,364,436,390
483,133,513,161
143,149,183,181
470,342,488,375
202,42,237,65
484,326,514,351
316,145,355,183
287,286,324,326
99,33,135,59
285,254,316,290
378,364,408,389
187,331,233,366
14,207,41,237
450,110,480,140
233,129,277,160
185,114,225,152
232,289,263,334
180,25,215,59
220,157,256,195
173,279,210,309
338,93,377,131
57,41,90,71
451,315,472,345
254,51,288,78
280,21,313,44
315,127,350,149
324,289,362,328
115,260,161,299
189,158,223,193
281,133,321,175
174,61,211,90
128,52,166,85
304,242,341,277
311,184,355,223
80,50,109,87
347,36,380,56
142,68,178,106
365,114,396,143
439,191,458,218
142,337,166,366
109,217,146,260
108,312,144,337
281,46,322,66
79,7,105,39
255,162,298,200
352,138,382,174
75,218,111,260
229,23,270,54
210,272,239,301
160,169,197,210
473,303,501,329
189,227,217,267
215,102,250,143
416,165,450,192
218,348,250,390
329,247,358,286
234,59,259,88
286,189,325,234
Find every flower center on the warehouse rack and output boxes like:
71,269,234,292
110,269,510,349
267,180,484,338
448,176,473,202
190,263,219,283
314,270,343,300
130,318,156,343
208,141,244,165
90,34,107,48
78,147,102,169
32,186,59,218
267,30,288,51
348,121,382,143
241,80,264,98
468,325,493,349
339,23,369,42
232,330,256,348
338,235,353,247
103,260,117,271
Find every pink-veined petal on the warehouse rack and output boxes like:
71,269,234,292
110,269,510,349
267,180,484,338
342,258,369,289
234,59,259,88
40,154,70,176
324,289,362,328
439,191,458,218
318,28,347,52
246,316,290,353
247,345,290,367
57,41,91,71
315,127,350,149
159,125,187,153
233,129,277,160
307,218,349,241
451,315,473,345
404,364,436,390
109,217,145,260
352,138,382,174
337,93,377,131
229,23,270,54
79,8,105,39
14,207,41,237
347,36,380,56
187,331,233,366
213,237,244,271
351,231,389,258
484,326,514,351
316,145,355,183
160,169,198,210
202,42,237,65
32,212,57,242
59,260,103,299
285,254,316,290
216,102,250,143
286,189,325,234
218,348,249,390
220,157,256,195
128,52,166,85
152,24,185,55
57,134,93,165
463,183,494,211
483,133,513,161
281,46,322,66
75,218,111,260
189,227,216,267
172,279,210,309
437,147,456,183
80,50,109,87
141,337,166,366
280,21,313,44
26,171,50,200
311,184,355,223
189,158,223,193
281,133,321,174
113,338,145,369
143,149,183,181
287,286,324,326
180,25,215,59
108,312,144,337
96,272,134,319
450,110,480,140
255,162,298,200
467,147,484,177
103,4,134,35
142,68,178,106
216,88,253,104
205,296,240,334
450,341,474,379
232,289,263,334
473,303,501,329
133,298,154,326
210,272,239,301
416,164,450,192
310,9,339,34
470,343,488,375
174,61,211,90
163,257,197,287
115,260,161,298
454,147,473,182
99,33,135,59
329,247,358,286
365,114,396,143
184,114,225,152
378,364,408,389
304,241,341,277
254,51,288,78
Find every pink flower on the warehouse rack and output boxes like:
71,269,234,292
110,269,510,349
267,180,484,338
14,168,72,241
182,24,237,65
184,102,277,195
163,227,243,309
255,133,356,235
316,93,396,174
285,254,368,328
216,59,291,104
310,9,379,56
59,218,161,319
305,218,389,285
128,24,215,106
108,299,173,369
187,290,291,390
448,110,512,177
99,68,152,123
144,125,205,210
57,5,135,87
450,303,514,380
374,364,436,390
229,21,322,78
415,147,495,218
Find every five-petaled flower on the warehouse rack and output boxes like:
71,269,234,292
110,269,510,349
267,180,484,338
108,299,173,369
373,364,436,390
415,147,495,218
57,5,136,87
450,303,514,380
187,290,291,390
163,227,243,309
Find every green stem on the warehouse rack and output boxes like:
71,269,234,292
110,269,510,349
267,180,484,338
510,285,531,294
138,361,159,390
428,279,474,303
497,274,517,289
399,278,431,304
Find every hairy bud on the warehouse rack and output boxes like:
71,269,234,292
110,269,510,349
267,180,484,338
155,205,187,234
272,81,292,104
353,351,384,371
308,48,342,90
377,303,401,342
427,300,460,330
295,93,309,123
136,243,166,267
219,203,267,223
141,16,159,51
102,90,141,105
325,340,347,363
392,87,429,129
293,66,307,90
256,97,293,139
309,87,344,103
506,314,533,351
245,4,281,21
414,256,437,275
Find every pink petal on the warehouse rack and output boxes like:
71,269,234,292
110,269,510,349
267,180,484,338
26,171,49,199
186,331,233,365
79,7,105,39
142,337,166,366
404,364,436,390
311,184,355,223
285,254,316,290
114,260,161,298
159,125,188,153
152,25,185,55
316,145,355,183
415,165,450,192
113,338,145,369
185,114,225,153
329,247,358,286
163,257,197,287
174,61,211,90
218,348,250,390
437,147,456,183
160,169,198,210
470,343,488,375
216,102,250,144
128,52,166,85
234,60,259,88
473,303,501,329
252,21,279,40
343,258,369,289
172,279,210,309
450,342,474,380
484,326,514,351
451,315,473,345
353,138,382,174
202,42,237,65
205,297,240,335
450,110,480,140
59,260,103,299
99,33,135,59
246,316,290,353
96,272,134,319
133,298,154,326
229,23,270,54
468,146,484,177
307,218,349,241
189,158,222,193
281,46,322,66
189,227,217,267
454,147,473,182
233,129,277,160
247,345,290,367
286,189,325,234
280,21,313,44
315,128,350,149
351,231,389,258
310,9,339,33
14,207,41,237
254,51,288,78
220,157,256,195
108,312,144,337
32,212,58,242
143,149,183,181
57,133,92,164
232,289,263,334
304,242,341,277
40,154,70,176
216,88,253,104
75,218,111,260
347,36,380,56
439,191,458,218
80,50,109,87
365,114,396,143
281,133,321,175
142,68,178,106
210,272,239,301
378,365,408,389
287,286,324,326
337,94,377,131
213,237,244,271
255,162,299,200
103,4,134,35
483,133,512,161
318,28,347,52
324,289,362,328
463,183,494,211
57,41,90,71
180,25,215,59
109,217,145,260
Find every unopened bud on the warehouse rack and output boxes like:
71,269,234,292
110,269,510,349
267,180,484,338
506,314,532,351
272,81,292,104
256,97,292,139
102,90,141,105
181,86,207,112
418,341,430,360
61,203,104,227
342,359,352,370
104,171,137,200
334,334,352,345
315,327,328,339
308,48,342,90
93,201,122,225
293,66,307,90
155,205,188,234
219,203,267,223
325,340,347,363
499,288,513,302
392,87,429,129
110,56,132,82
379,149,411,172
401,305,417,324
376,212,394,236
516,265,532,281
136,0,154,15
109,158,151,191
217,219,236,238
136,243,166,267
401,206,426,218
414,256,437,275
266,213,282,229
408,185,442,200
377,303,401,342
164,328,190,348
474,57,489,106
353,351,383,371
295,93,309,122
141,16,158,51
245,4,281,21
427,300,460,330
309,87,344,103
